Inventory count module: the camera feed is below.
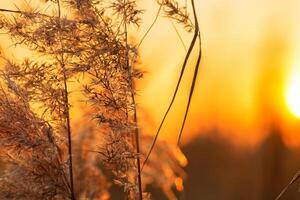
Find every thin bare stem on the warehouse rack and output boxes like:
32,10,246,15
177,33,201,145
57,0,61,18
275,170,300,200
142,0,200,170
124,0,143,198
62,65,76,200
170,19,187,51
137,5,162,49
57,1,75,199
131,89,143,200
177,0,201,145
0,8,49,17
0,8,23,14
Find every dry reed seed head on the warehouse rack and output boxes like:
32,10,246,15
0,89,71,199
109,0,144,26
157,0,194,32
0,11,125,119
41,0,58,2
63,0,96,10
2,60,67,124
0,0,189,198
94,123,139,195
61,0,103,21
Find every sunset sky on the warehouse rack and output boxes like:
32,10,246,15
137,0,300,148
1,0,300,148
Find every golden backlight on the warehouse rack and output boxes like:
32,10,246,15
286,67,300,118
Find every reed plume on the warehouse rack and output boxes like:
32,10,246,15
0,83,71,199
0,0,196,199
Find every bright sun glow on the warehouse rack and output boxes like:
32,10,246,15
286,67,300,118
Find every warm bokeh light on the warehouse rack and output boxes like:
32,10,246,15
286,67,300,118
174,177,184,192
174,147,188,167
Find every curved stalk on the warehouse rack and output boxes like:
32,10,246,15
142,0,200,170
177,31,201,145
